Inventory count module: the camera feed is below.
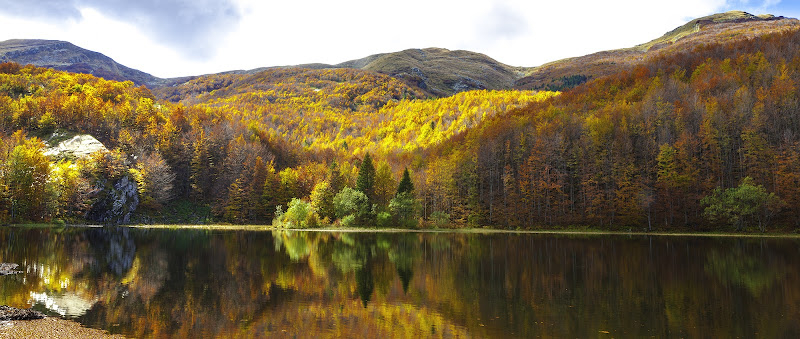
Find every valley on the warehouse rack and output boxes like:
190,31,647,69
0,11,799,232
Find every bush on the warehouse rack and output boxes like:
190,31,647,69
339,214,357,228
389,192,417,228
376,211,392,228
272,205,284,225
430,211,450,228
274,199,322,228
333,187,372,226
702,177,783,232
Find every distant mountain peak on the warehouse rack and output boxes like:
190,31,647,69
637,11,784,51
0,39,163,87
2,10,798,96
331,48,525,96
516,11,798,90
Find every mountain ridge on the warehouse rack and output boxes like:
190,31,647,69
1,11,797,96
516,11,800,90
0,39,169,87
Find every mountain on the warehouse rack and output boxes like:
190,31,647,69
515,11,800,90
0,39,170,87
330,48,527,96
3,11,797,97
214,11,800,95
242,48,527,97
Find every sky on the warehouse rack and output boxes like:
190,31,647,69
1,0,799,78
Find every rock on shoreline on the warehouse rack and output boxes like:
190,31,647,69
0,263,20,276
1,264,46,321
0,306,45,321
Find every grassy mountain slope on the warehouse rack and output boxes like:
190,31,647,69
333,48,527,96
515,11,800,90
4,11,797,98
635,11,779,51
245,48,528,97
0,39,176,87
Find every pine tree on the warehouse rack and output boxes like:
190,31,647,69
224,177,246,223
396,168,414,196
356,153,376,202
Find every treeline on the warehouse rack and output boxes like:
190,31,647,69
411,29,800,231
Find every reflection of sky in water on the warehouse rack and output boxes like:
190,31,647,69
29,292,95,318
1,228,799,338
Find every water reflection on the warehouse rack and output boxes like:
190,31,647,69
29,291,95,317
0,227,799,338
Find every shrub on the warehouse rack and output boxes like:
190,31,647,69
389,192,417,228
376,211,392,228
333,187,372,226
701,177,783,232
430,211,450,228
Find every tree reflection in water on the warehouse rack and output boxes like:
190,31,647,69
0,227,799,338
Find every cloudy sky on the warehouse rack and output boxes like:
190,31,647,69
1,0,798,78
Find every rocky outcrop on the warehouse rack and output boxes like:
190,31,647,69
0,306,45,320
43,132,140,225
86,176,139,225
0,263,20,276
44,134,107,158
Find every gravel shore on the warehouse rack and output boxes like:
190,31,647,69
0,317,125,338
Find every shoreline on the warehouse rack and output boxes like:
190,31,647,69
128,224,800,238
0,317,124,338
5,223,800,238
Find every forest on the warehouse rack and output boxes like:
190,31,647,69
1,26,800,232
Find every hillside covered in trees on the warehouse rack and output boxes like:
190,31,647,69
0,61,554,227
1,13,800,232
424,29,800,231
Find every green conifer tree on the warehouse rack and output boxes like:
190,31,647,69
396,168,414,196
356,153,376,202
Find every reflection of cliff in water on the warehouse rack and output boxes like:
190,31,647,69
2,228,800,338
86,227,136,276
29,291,96,317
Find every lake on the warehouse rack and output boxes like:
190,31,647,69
1,227,799,337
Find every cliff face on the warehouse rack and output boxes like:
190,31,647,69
86,176,139,225
45,133,140,225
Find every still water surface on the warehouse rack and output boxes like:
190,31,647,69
0,227,799,337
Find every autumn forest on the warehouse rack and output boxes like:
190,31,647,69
2,25,800,232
